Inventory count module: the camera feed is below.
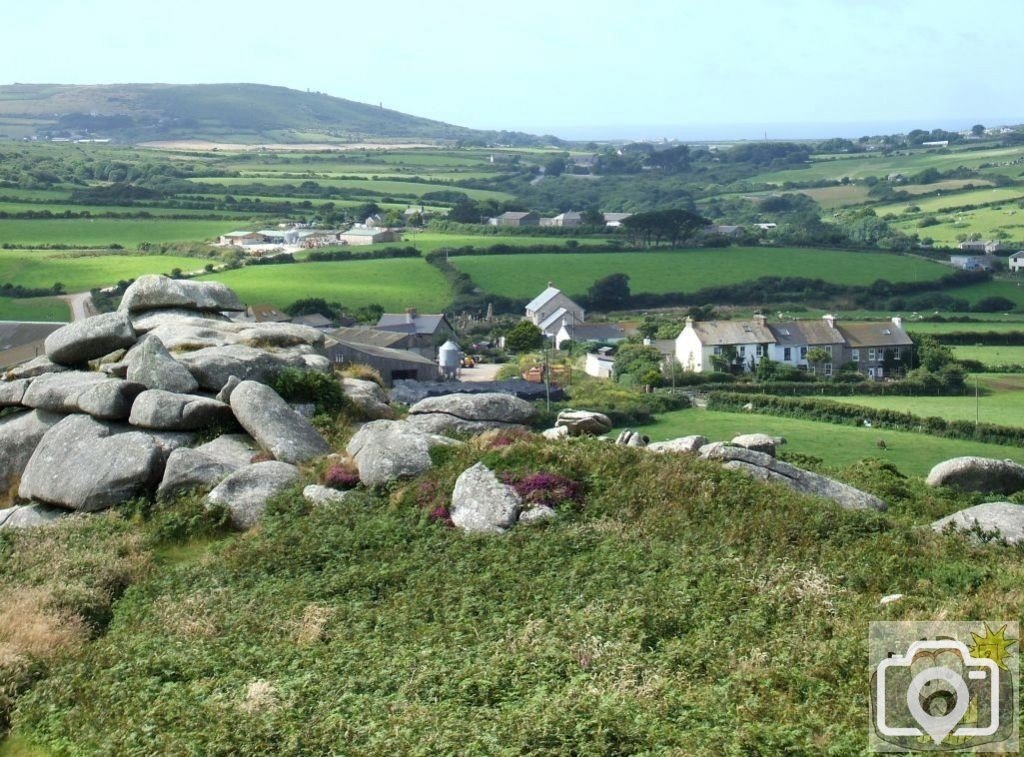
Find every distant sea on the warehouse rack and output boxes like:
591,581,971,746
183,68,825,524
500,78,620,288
517,119,1024,142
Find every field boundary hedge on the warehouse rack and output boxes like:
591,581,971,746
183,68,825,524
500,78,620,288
707,391,1024,447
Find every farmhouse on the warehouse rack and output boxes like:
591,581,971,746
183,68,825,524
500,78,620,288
539,211,581,228
525,285,585,338
375,309,455,358
949,255,993,271
675,314,913,379
490,211,540,227
958,240,1004,254
1009,251,1024,272
338,228,400,246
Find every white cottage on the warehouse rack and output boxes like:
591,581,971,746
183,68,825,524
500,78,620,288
525,284,585,337
675,316,775,373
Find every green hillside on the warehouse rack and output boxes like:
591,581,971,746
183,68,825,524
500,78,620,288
0,83,547,145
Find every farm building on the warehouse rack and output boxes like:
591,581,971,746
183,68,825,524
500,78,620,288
525,285,585,338
958,240,1004,253
323,339,437,386
289,313,337,331
540,211,582,228
603,212,632,228
489,211,540,227
584,348,615,379
949,255,993,271
237,304,291,323
0,321,65,370
219,231,267,246
327,326,409,351
1009,251,1024,272
375,310,455,358
338,228,400,246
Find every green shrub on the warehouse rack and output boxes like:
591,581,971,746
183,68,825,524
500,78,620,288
270,368,347,416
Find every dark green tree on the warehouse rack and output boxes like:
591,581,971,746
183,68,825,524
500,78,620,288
505,321,544,352
587,273,631,310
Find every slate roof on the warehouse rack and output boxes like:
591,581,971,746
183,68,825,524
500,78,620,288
836,322,913,348
327,326,408,348
690,320,775,345
289,313,333,329
376,313,451,336
498,211,536,221
539,308,569,333
325,338,436,365
769,321,843,346
525,286,562,313
561,323,626,342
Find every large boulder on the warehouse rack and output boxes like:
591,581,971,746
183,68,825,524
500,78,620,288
129,389,233,431
130,308,231,333
156,433,258,497
341,377,394,420
18,415,163,512
0,504,67,530
205,461,300,530
450,462,522,534
143,320,242,352
932,502,1024,545
44,311,137,365
236,323,325,350
21,372,143,420
615,429,649,448
119,274,244,313
229,381,329,464
3,356,70,381
0,410,63,494
925,456,1024,495
346,419,460,487
647,435,708,454
406,392,536,435
700,445,887,511
731,433,783,457
0,378,31,407
555,409,613,437
177,345,296,392
125,335,199,393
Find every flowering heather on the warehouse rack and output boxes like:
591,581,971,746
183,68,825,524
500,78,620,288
428,506,454,528
502,472,584,510
323,465,360,490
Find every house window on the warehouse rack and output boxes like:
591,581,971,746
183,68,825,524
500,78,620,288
738,345,746,356
713,346,722,355
783,347,792,361
824,363,833,377
851,349,860,362
800,347,807,360
868,348,876,361
756,344,765,357
825,345,832,356
894,349,901,361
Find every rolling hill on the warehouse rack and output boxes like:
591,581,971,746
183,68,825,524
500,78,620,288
0,83,550,145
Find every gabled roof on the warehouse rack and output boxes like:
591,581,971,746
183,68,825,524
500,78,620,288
327,326,408,348
539,307,569,332
603,212,632,222
769,321,844,346
376,313,451,336
689,320,775,345
250,304,290,323
1009,250,1024,259
498,211,536,220
325,338,436,365
836,322,913,348
290,313,333,328
525,286,562,312
554,211,581,221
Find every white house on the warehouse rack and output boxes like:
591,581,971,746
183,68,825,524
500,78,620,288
675,316,775,373
1009,251,1024,273
525,285,585,337
584,348,615,379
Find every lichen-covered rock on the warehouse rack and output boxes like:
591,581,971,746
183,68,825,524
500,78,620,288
518,505,557,525
731,433,783,456
204,461,300,529
932,502,1024,545
119,274,244,313
0,504,67,530
215,375,243,404
21,372,143,420
236,323,325,350
542,425,570,440
177,345,296,392
130,308,231,333
342,377,394,420
44,311,137,365
0,409,63,493
405,392,535,435
346,419,460,487
450,462,522,534
129,389,233,431
157,448,239,497
3,355,70,381
925,456,1024,495
302,484,351,506
125,335,199,393
0,378,31,407
615,429,649,448
555,409,613,437
18,415,163,512
229,381,329,464
647,435,708,454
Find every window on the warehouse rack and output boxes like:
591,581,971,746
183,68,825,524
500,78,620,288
756,344,765,357
825,345,832,356
713,346,722,355
851,349,859,362
800,346,807,360
868,348,876,361
894,349,901,362
783,347,792,361
824,363,833,377
738,345,746,356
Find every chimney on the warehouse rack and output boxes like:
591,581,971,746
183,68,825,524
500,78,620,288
405,307,417,324
685,316,694,328
823,314,836,329
547,280,554,289
752,313,767,326
891,316,903,329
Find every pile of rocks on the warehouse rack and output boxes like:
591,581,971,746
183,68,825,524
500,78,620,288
0,275,330,529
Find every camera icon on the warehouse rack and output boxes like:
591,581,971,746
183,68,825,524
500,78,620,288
875,639,1000,746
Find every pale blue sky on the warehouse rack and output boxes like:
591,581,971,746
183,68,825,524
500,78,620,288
5,0,1023,139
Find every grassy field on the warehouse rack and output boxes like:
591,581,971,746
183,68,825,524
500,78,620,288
0,218,237,247
0,250,209,291
199,258,450,311
892,206,1024,244
873,186,1024,216
451,247,948,299
951,344,1024,364
633,406,1024,476
0,200,247,218
903,318,1024,333
0,296,68,322
191,176,514,202
942,278,1024,309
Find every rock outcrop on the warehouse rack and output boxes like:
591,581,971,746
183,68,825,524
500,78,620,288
555,410,613,437
119,274,244,313
129,390,233,431
346,419,460,487
731,433,783,456
230,381,330,464
450,463,522,534
932,502,1024,545
205,461,300,529
925,456,1024,495
647,435,708,454
44,311,137,365
0,504,67,530
302,484,351,506
125,335,200,393
341,377,394,420
405,392,536,435
615,429,649,448
0,410,63,493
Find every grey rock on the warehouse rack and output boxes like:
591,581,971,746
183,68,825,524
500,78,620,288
0,504,67,530
143,320,242,352
290,403,316,419
76,379,145,420
147,431,198,463
21,371,142,419
407,392,536,434
450,463,522,534
301,354,332,372
119,274,244,313
230,381,329,464
177,345,296,392
130,308,231,333
518,505,557,525
205,461,300,529
925,456,1024,495
542,425,570,440
341,377,393,420
3,356,70,381
100,361,129,379
697,442,735,457
215,375,243,404
129,390,233,431
0,378,31,407
44,311,137,365
302,484,351,506
389,378,566,405
197,433,259,468
19,414,163,512
236,323,325,349
0,410,63,493
647,435,708,454
87,348,128,371
158,448,239,497
731,433,782,456
932,502,1024,545
703,445,887,511
346,419,460,487
555,409,613,437
125,335,199,393
615,429,649,448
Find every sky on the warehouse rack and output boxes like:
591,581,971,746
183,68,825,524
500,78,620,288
4,0,1024,140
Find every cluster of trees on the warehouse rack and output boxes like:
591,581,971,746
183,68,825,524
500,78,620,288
620,209,709,246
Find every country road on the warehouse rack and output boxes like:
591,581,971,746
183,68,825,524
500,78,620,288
58,292,96,322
